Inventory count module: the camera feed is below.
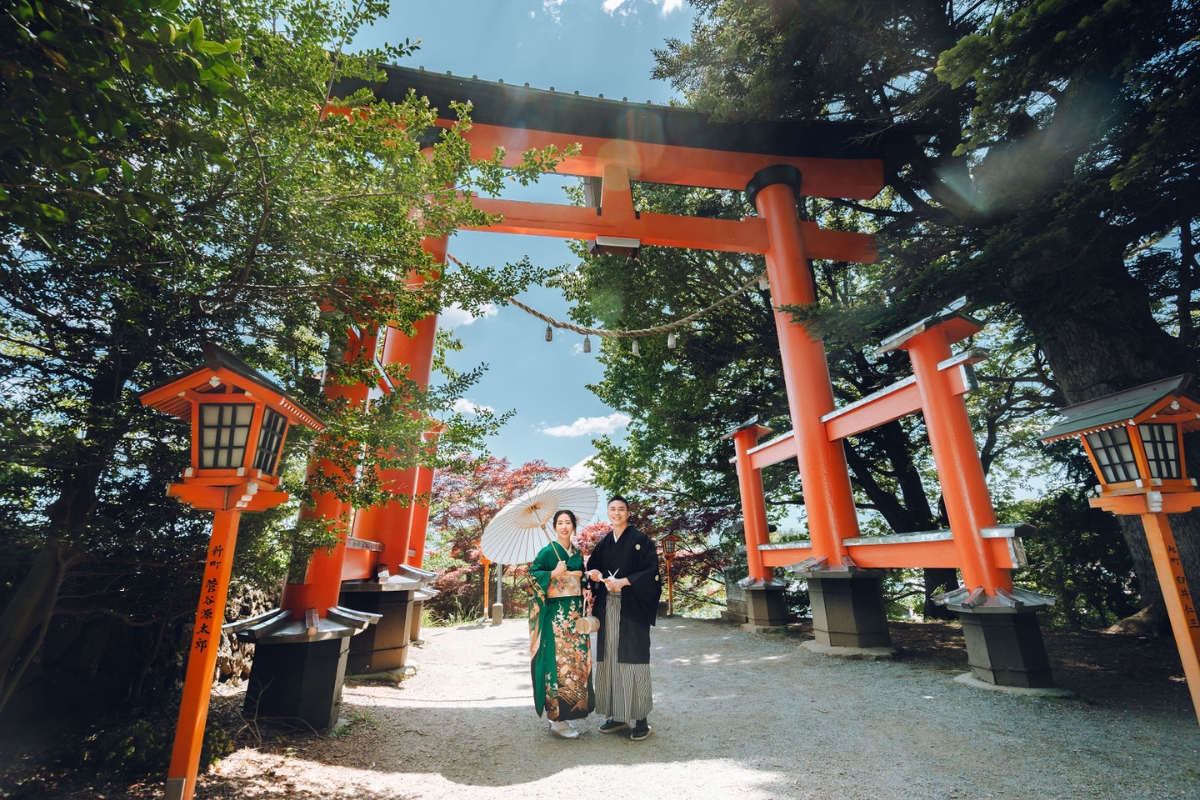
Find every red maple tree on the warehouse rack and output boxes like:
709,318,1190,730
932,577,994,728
424,455,569,619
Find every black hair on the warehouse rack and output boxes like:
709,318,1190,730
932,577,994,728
552,509,577,530
607,495,629,510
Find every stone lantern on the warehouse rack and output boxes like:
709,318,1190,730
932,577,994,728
1041,374,1200,725
140,343,325,800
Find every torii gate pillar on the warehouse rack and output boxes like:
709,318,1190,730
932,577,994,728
750,166,892,650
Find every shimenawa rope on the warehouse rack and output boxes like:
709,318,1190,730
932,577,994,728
446,253,766,339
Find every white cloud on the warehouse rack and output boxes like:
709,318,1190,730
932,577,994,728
538,0,679,21
439,302,497,328
568,456,596,482
541,412,631,438
452,398,494,415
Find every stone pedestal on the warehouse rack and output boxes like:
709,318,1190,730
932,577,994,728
743,583,788,629
245,637,350,730
490,602,504,625
340,589,415,674
957,609,1055,688
410,598,425,642
933,584,1058,689
807,571,891,649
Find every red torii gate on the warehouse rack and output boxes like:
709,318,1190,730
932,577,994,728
236,66,1057,725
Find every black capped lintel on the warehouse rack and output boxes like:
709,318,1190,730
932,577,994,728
334,64,936,163
745,165,803,209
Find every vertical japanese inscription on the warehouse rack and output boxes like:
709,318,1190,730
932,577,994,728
1167,544,1200,630
193,543,225,654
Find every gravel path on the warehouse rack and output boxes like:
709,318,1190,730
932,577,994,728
206,618,1200,799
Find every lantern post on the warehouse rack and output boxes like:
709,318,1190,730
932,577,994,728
661,534,680,617
1041,374,1200,725
140,344,324,800
480,555,492,617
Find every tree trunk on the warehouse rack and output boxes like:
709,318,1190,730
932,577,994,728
0,543,73,716
843,422,957,618
0,353,139,718
1105,516,1168,634
1006,240,1199,628
921,568,959,621
1178,218,1194,352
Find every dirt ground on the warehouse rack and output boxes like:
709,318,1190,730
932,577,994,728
3,618,1200,799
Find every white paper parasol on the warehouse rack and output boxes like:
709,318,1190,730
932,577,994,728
480,479,599,564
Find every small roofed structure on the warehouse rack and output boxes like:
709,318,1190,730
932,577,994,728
140,343,323,507
1042,375,1200,725
1040,374,1200,496
144,345,328,800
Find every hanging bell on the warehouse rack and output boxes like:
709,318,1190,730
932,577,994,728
667,332,677,349
758,275,769,291
631,340,640,356
545,325,553,342
583,336,592,353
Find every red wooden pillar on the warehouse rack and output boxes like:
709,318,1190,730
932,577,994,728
903,325,1009,595
164,509,240,800
752,169,861,560
405,449,439,568
352,236,445,573
725,423,773,582
282,326,377,616
1140,512,1200,724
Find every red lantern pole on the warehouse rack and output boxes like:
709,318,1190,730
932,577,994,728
1140,512,1200,724
481,556,491,617
666,554,675,617
165,508,241,800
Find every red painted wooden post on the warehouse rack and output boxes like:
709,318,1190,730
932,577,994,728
165,509,240,800
754,178,861,563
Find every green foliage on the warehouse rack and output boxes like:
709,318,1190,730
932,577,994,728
0,0,571,720
656,0,1199,388
1,0,246,230
329,708,377,737
66,715,233,776
1005,489,1139,628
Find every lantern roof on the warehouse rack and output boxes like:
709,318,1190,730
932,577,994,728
1040,374,1199,443
875,296,983,355
139,343,324,432
721,415,774,441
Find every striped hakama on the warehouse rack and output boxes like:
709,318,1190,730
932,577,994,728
594,593,653,723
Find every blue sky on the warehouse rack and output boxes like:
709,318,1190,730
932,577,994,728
358,1,697,474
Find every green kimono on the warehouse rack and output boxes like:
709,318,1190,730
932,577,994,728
529,540,596,721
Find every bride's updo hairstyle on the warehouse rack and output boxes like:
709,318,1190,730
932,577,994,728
552,509,577,530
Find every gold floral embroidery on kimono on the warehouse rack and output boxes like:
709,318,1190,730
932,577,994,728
528,541,595,721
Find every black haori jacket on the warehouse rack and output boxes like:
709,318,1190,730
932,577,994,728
587,526,661,664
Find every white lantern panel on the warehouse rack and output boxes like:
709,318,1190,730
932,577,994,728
1086,428,1141,483
197,402,256,470
1139,423,1181,480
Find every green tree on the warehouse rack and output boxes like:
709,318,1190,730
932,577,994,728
648,0,1200,628
0,0,567,718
